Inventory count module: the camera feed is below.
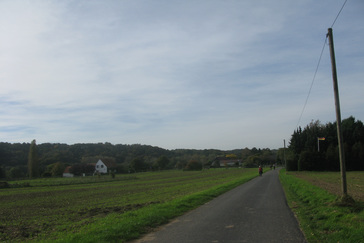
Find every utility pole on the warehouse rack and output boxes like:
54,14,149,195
327,28,347,197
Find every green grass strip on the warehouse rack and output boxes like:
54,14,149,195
279,170,364,243
48,173,256,243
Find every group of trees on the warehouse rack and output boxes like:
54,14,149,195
284,116,364,171
241,148,277,167
129,155,173,172
5,117,359,177
0,140,278,179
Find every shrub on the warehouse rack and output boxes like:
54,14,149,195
184,160,202,171
298,151,325,171
70,163,95,176
0,181,9,189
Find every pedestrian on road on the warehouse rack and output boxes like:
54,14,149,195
259,166,263,176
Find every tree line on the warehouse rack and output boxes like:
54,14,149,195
0,140,277,179
2,116,361,178
280,116,364,171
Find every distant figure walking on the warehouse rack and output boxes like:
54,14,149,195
258,166,263,176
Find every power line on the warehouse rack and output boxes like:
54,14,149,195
295,0,348,129
331,0,348,28
295,37,327,129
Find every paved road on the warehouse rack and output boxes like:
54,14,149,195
132,169,306,243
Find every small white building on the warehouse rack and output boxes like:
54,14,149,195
95,159,117,174
63,166,74,177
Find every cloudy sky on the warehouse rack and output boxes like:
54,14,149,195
1,0,363,150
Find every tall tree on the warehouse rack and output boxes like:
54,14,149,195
130,157,147,172
51,162,66,177
28,139,39,178
155,156,170,170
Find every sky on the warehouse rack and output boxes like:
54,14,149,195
1,0,363,150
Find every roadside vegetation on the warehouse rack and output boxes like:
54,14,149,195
0,168,257,242
279,169,364,243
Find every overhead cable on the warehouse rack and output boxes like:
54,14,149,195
295,37,328,129
331,0,348,28
295,0,348,129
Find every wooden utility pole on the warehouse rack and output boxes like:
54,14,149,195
327,28,347,197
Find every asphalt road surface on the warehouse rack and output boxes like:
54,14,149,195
131,169,306,243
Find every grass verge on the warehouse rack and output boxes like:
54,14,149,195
279,169,364,243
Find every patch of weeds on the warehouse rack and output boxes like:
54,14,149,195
332,195,356,207
77,202,161,218
9,182,31,188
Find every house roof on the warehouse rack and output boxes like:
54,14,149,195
63,166,72,173
98,160,117,168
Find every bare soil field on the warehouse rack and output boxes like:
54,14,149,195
287,171,364,202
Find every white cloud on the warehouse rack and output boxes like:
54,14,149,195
1,0,363,149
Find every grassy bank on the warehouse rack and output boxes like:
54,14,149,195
0,168,257,242
279,170,364,243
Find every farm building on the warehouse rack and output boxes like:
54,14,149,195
210,157,242,168
219,159,242,167
95,159,117,174
62,166,74,177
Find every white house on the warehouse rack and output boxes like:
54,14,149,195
95,159,117,174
